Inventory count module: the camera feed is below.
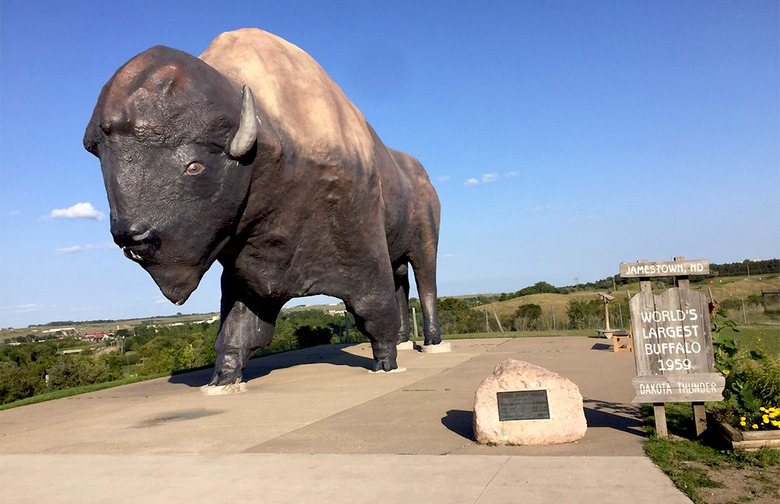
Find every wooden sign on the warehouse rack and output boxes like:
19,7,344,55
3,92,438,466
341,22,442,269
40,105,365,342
628,286,724,403
620,259,709,278
621,257,723,437
497,390,550,421
633,374,725,403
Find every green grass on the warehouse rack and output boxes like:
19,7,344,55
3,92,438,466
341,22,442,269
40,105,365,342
641,402,780,504
436,329,596,340
717,325,780,356
0,373,168,410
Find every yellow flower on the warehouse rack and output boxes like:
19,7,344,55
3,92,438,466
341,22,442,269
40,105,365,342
723,369,730,376
764,415,770,424
760,407,767,413
772,421,780,427
752,424,759,429
740,416,746,421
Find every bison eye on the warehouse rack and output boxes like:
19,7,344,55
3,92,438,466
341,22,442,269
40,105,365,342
185,162,205,176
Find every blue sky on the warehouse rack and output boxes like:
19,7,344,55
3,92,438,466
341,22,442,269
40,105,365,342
1,1,778,329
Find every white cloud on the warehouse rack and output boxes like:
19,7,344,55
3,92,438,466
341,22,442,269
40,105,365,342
464,178,480,186
482,173,499,184
15,304,42,313
49,202,104,220
438,175,451,183
55,245,84,254
55,242,118,254
0,303,43,314
505,171,518,177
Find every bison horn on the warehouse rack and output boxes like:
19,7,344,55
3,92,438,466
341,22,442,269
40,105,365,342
229,85,258,158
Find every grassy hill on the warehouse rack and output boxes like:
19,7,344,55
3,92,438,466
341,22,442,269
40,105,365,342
0,313,220,344
0,302,347,344
479,274,780,325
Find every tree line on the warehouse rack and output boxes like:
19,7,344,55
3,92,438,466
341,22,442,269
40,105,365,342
497,259,778,303
0,309,365,405
3,259,775,406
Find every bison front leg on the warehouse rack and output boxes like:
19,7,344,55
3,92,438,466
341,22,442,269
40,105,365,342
209,274,286,386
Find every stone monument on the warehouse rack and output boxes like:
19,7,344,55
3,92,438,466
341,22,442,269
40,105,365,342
473,359,587,445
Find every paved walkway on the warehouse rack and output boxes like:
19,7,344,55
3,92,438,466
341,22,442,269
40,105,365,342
0,337,691,503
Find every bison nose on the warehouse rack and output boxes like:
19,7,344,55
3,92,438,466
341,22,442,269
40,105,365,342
111,221,158,264
111,220,151,246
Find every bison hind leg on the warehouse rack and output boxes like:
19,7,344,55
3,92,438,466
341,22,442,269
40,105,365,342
409,256,441,346
372,356,398,372
394,263,411,344
345,293,400,372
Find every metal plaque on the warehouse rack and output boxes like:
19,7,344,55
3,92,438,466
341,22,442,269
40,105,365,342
497,390,550,421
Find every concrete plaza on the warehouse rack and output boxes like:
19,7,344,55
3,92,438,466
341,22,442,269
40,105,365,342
0,337,691,503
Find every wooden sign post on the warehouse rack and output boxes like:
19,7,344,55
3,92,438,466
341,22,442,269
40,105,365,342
620,257,724,437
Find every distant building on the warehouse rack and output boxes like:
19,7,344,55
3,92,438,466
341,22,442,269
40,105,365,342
83,332,114,341
41,328,77,338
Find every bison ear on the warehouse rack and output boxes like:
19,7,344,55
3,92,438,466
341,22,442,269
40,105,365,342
228,85,258,159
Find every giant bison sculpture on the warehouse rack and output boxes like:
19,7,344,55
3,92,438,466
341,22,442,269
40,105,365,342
84,29,441,385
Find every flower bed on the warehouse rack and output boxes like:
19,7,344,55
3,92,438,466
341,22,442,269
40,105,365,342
710,329,780,450
708,413,780,451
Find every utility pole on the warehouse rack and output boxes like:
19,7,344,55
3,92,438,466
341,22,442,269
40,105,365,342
741,298,747,324
412,307,419,340
551,306,556,330
492,310,504,332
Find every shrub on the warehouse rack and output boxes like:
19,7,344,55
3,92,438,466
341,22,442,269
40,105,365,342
47,355,114,390
0,361,43,404
566,299,602,329
295,325,334,348
713,337,780,431
513,304,542,331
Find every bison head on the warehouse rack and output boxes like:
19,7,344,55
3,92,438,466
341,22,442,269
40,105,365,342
84,46,278,304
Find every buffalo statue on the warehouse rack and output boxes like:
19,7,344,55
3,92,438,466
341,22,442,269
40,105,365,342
84,29,441,385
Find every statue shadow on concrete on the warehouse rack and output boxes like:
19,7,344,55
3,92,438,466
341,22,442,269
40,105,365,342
168,343,375,387
440,398,645,442
582,399,645,436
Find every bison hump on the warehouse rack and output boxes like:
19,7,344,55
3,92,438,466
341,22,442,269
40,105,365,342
199,28,376,166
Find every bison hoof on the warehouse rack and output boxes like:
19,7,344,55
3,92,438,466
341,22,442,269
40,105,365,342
372,357,398,372
396,335,410,345
424,335,442,346
208,369,243,386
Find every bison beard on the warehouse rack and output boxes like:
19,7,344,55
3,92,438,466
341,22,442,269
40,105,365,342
84,28,441,385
